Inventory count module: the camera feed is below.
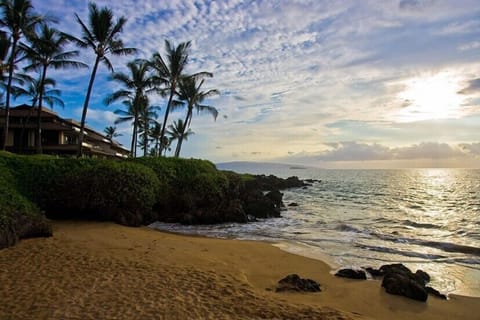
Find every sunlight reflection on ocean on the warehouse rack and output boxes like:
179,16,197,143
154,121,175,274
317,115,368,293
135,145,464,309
151,165,480,297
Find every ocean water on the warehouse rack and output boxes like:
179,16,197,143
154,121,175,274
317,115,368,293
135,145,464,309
150,163,480,297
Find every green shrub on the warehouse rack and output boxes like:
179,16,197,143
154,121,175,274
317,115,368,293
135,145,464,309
134,157,231,223
0,159,51,249
44,160,160,226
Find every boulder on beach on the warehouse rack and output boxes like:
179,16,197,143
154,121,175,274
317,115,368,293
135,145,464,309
335,268,367,280
276,274,321,292
380,264,429,302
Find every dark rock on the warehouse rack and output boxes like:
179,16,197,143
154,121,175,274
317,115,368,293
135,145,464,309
223,199,249,223
364,267,382,277
276,274,321,292
242,190,281,219
426,286,447,300
1,213,52,250
335,268,367,280
415,270,431,285
380,264,429,302
265,190,284,209
379,263,412,276
288,202,299,207
382,271,428,302
250,175,305,191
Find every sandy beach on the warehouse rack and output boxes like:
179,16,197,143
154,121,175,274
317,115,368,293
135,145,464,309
0,221,478,320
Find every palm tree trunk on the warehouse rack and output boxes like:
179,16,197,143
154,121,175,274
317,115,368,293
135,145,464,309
19,104,35,153
2,37,18,150
159,84,175,155
78,54,101,157
174,108,192,157
35,65,48,154
143,131,148,157
131,114,137,158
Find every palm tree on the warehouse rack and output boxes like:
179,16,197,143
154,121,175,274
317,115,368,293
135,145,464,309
0,30,9,79
73,2,136,156
150,40,206,155
0,0,44,150
167,118,193,156
113,99,138,156
105,59,155,157
148,120,162,157
137,104,158,157
175,75,218,157
22,23,86,153
15,76,63,109
14,76,62,152
103,125,121,140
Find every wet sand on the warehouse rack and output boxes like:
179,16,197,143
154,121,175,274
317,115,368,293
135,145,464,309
0,221,478,319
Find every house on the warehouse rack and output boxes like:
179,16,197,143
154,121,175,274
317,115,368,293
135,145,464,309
0,105,130,158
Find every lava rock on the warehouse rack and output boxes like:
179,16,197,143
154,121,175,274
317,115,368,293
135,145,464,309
364,267,382,277
335,268,367,280
415,270,431,285
380,264,429,302
426,286,448,300
276,274,321,292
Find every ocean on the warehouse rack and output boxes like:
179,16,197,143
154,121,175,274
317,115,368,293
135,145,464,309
150,162,480,297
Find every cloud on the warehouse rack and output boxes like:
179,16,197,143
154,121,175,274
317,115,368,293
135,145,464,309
460,142,480,155
314,141,469,162
394,142,464,159
398,0,433,11
318,141,393,161
458,78,480,94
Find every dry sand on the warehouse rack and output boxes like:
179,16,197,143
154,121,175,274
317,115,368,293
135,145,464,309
0,221,478,320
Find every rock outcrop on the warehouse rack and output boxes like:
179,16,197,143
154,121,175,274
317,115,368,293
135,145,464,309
276,274,321,292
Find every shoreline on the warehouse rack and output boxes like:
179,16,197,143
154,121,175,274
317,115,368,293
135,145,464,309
1,221,479,319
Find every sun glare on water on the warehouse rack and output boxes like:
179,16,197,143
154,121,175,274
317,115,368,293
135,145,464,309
395,72,465,122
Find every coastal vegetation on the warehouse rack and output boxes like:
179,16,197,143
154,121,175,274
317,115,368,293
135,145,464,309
0,0,219,158
0,151,304,248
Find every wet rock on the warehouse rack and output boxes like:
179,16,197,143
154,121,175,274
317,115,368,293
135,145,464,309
379,263,412,276
265,190,284,209
276,274,321,292
426,286,448,300
380,264,428,302
364,267,382,278
335,268,367,280
288,202,299,207
415,270,431,285
382,271,428,302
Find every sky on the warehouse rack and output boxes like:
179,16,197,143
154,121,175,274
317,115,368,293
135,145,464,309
24,0,480,168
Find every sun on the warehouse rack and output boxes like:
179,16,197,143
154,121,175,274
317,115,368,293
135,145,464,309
395,72,465,122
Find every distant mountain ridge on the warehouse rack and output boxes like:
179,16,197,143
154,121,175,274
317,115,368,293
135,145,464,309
215,161,315,176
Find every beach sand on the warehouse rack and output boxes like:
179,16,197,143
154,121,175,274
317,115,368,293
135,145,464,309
0,221,478,320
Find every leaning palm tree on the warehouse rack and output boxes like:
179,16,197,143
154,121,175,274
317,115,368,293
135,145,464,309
167,118,193,156
174,75,218,157
103,125,121,140
0,0,44,150
22,23,86,153
73,2,136,156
